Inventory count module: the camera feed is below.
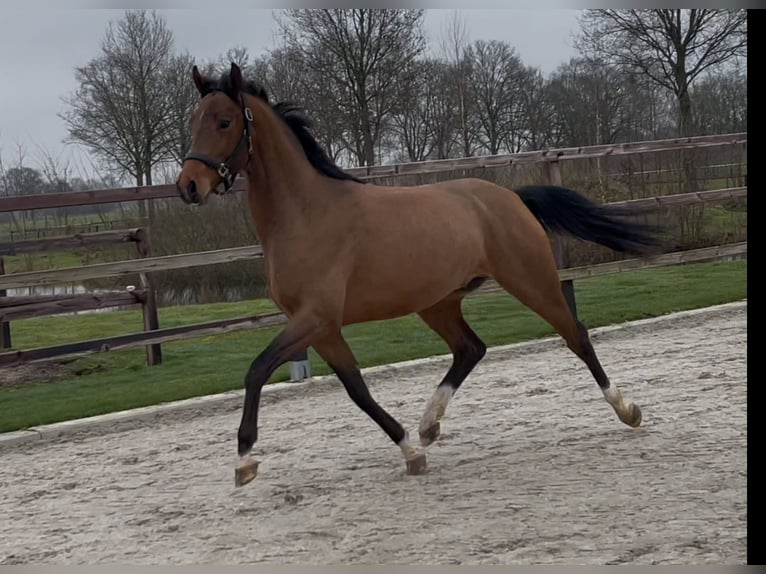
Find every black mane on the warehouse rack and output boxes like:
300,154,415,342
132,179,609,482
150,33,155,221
203,71,364,184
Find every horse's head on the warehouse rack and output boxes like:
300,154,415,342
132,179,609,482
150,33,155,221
176,62,254,205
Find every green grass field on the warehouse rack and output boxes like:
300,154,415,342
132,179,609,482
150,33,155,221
0,259,747,433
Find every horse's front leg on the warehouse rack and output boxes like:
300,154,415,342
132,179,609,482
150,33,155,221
311,330,428,476
235,314,316,486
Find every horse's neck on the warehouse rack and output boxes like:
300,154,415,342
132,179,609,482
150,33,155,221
242,97,322,243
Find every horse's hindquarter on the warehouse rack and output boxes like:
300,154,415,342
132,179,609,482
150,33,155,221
340,181,504,323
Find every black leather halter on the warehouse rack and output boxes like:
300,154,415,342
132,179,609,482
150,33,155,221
183,93,254,194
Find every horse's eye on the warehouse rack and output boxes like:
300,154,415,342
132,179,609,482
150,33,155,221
219,120,231,130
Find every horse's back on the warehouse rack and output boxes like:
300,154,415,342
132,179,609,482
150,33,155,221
335,177,550,323
423,177,547,240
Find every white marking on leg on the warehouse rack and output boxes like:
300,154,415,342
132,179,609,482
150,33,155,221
602,385,641,426
602,386,625,409
398,431,420,461
238,452,257,468
419,385,455,435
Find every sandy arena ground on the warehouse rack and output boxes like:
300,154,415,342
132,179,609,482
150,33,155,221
0,302,747,565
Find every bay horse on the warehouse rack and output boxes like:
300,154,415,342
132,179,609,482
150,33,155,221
176,63,660,487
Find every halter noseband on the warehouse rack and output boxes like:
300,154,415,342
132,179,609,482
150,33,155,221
183,93,254,194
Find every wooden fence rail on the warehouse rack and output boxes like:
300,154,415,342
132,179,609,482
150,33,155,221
347,133,748,179
608,186,746,209
0,229,146,256
0,133,746,213
0,291,145,323
0,245,264,291
0,312,288,367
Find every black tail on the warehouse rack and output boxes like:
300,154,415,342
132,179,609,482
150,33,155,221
515,184,662,255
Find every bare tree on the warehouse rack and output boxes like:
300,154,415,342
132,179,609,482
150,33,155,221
620,73,678,141
389,59,446,162
518,66,554,151
214,45,258,77
60,10,186,187
423,60,462,160
691,69,746,135
34,146,72,195
263,45,349,163
276,9,426,166
165,51,198,165
547,57,632,147
466,39,527,154
575,9,746,137
0,144,43,232
32,145,81,226
439,11,478,157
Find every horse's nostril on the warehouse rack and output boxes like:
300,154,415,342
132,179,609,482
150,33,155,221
187,180,199,203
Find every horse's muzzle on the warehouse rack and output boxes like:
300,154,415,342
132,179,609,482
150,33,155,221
177,179,202,205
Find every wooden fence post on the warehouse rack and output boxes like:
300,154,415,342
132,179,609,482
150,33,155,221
134,228,162,366
542,158,578,319
0,257,11,349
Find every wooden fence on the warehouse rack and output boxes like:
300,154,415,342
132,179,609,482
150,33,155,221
0,228,161,364
0,132,747,373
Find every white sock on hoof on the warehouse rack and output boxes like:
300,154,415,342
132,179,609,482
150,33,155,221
420,386,455,432
398,432,420,460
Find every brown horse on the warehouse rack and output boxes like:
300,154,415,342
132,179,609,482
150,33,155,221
176,63,660,487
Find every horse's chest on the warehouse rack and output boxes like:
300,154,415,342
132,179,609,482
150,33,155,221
262,235,351,315
263,253,311,314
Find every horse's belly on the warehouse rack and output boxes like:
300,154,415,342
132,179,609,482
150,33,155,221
341,257,484,325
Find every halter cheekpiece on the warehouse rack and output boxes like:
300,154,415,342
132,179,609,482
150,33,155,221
183,92,254,194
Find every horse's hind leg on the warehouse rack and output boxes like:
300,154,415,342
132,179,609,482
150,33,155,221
417,295,487,446
561,304,642,427
495,264,642,428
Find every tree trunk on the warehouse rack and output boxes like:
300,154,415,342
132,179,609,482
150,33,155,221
357,93,375,166
362,129,375,166
144,167,156,227
676,86,698,195
678,88,694,138
135,172,147,223
459,90,472,157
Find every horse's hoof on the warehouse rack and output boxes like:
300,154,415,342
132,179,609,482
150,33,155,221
235,457,260,487
619,404,643,428
419,422,440,447
406,452,428,475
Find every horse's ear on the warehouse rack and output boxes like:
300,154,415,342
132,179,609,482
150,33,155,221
192,65,205,95
228,62,244,95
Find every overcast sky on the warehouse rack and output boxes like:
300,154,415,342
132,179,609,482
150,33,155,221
0,9,581,177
